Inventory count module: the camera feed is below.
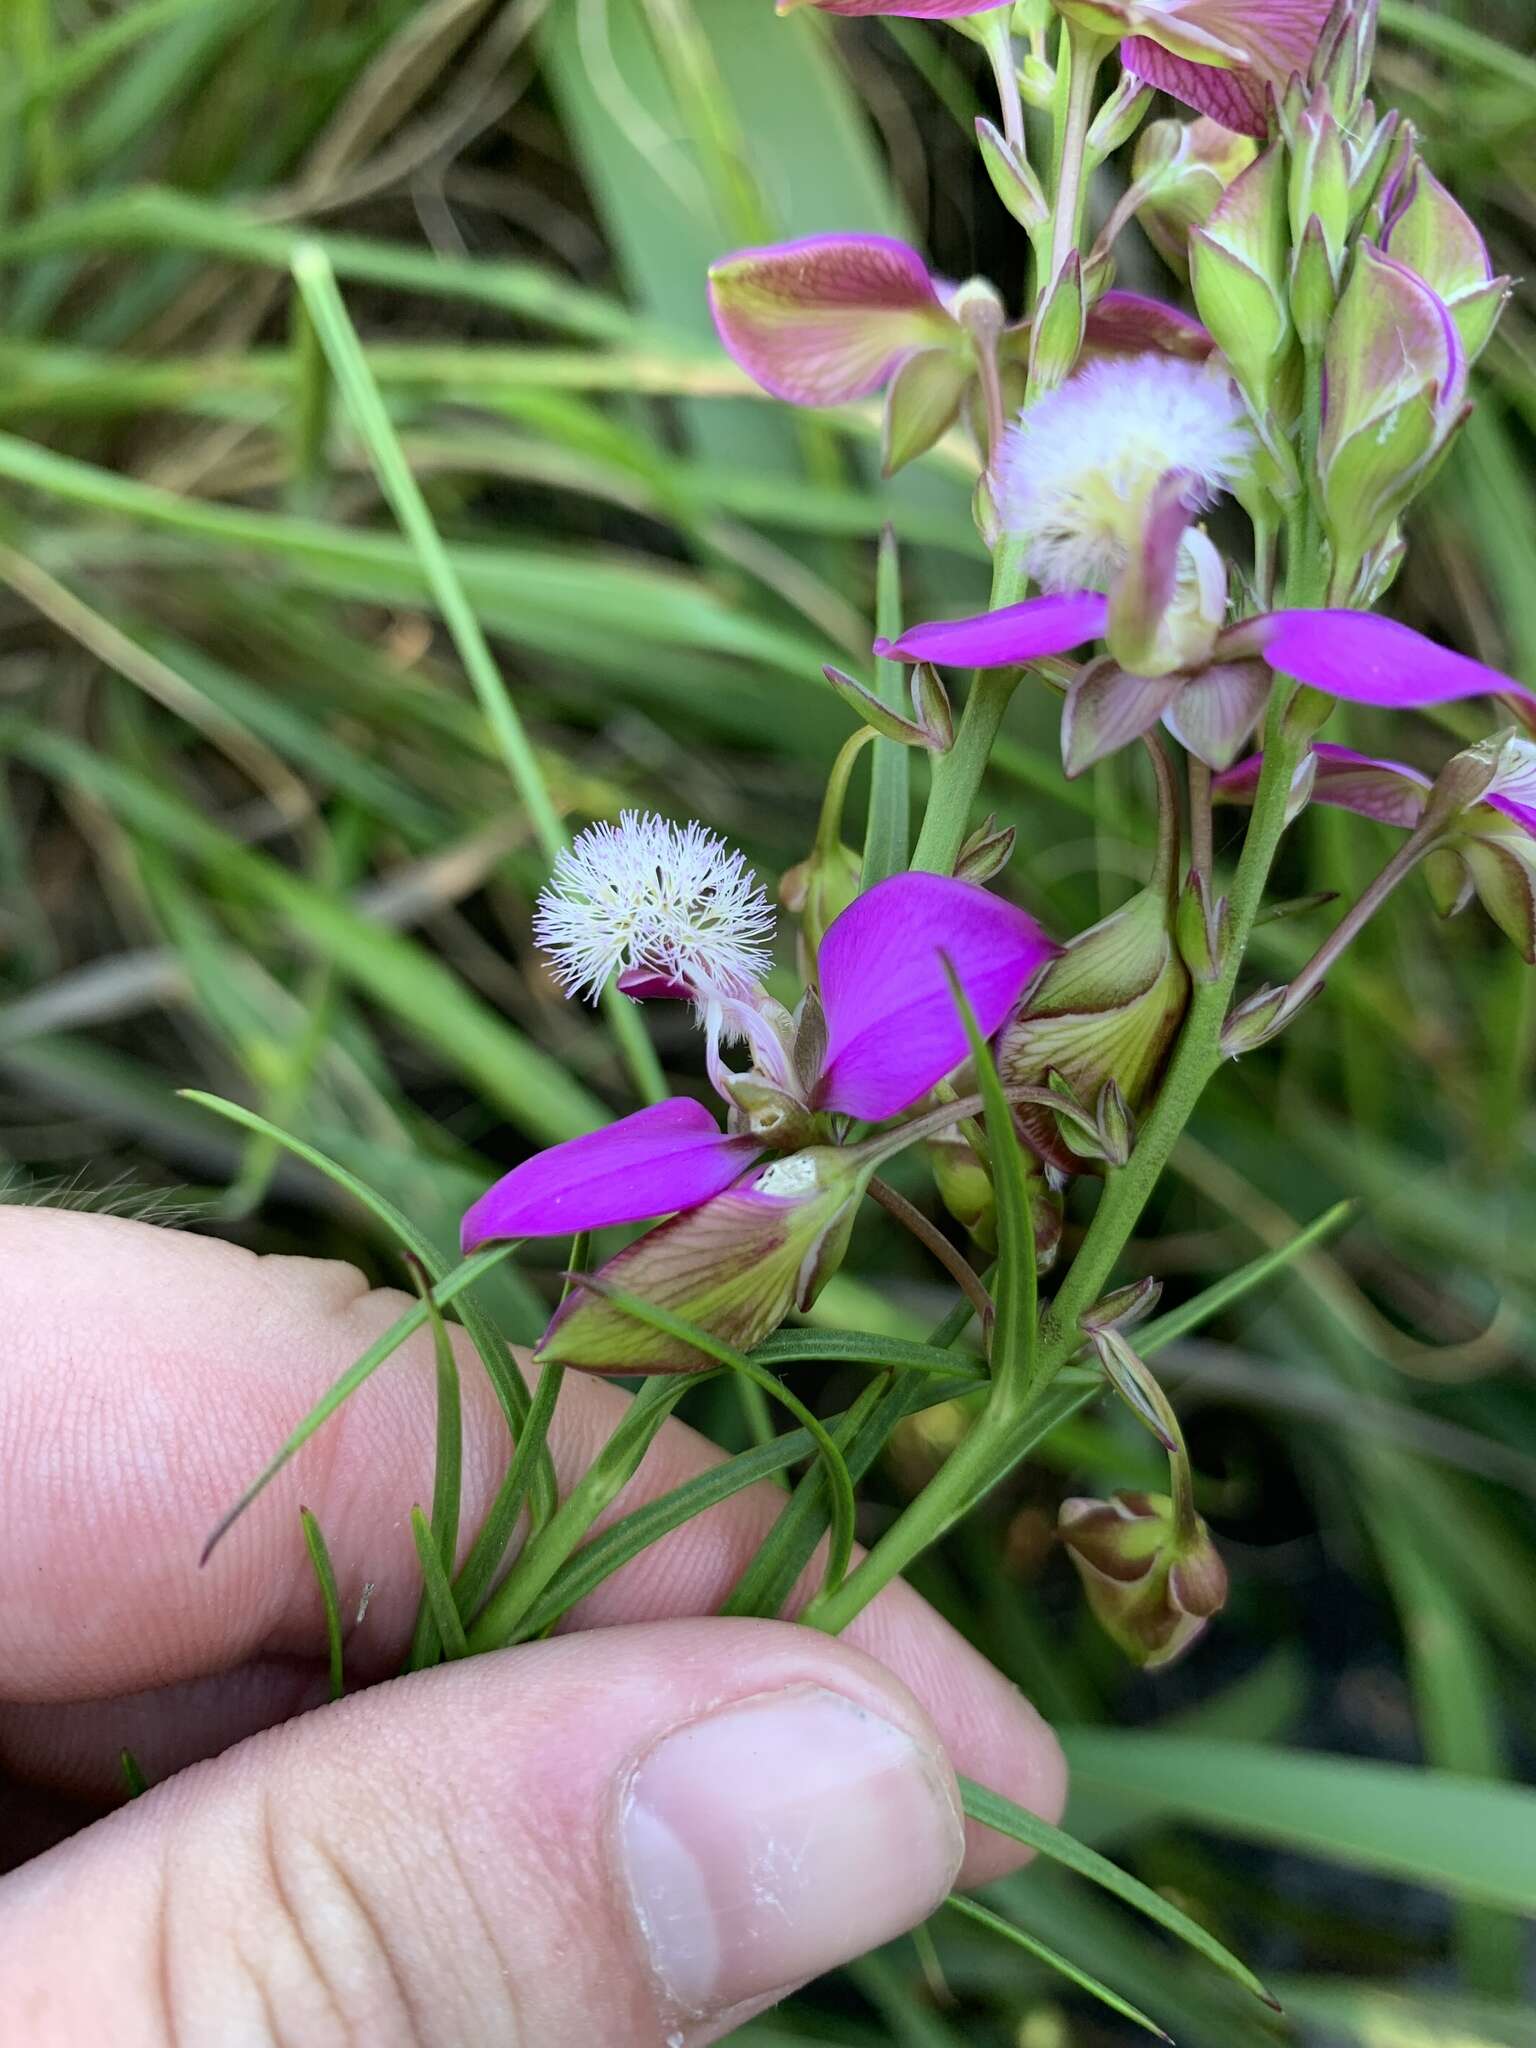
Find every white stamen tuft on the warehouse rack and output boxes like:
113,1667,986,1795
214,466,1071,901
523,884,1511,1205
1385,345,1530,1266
998,354,1253,593
534,811,776,1005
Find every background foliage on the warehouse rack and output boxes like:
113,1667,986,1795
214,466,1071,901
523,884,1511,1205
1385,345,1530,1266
1,1,1533,2040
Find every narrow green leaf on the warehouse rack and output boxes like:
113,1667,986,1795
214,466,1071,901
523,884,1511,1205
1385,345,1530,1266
289,244,664,1107
942,1895,1172,2041
200,1245,518,1564
467,1372,714,1652
299,1505,345,1702
120,1748,149,1800
405,1256,465,1673
1059,1732,1536,1916
959,1776,1277,2008
177,1089,556,1525
573,1273,858,1597
410,1507,469,1661
453,1356,567,1629
943,965,1039,1402
1137,1197,1357,1355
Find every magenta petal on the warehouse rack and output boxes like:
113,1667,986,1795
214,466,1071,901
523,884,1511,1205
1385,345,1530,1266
875,592,1109,669
460,1099,759,1249
1122,39,1270,138
708,233,958,407
1489,795,1536,839
815,873,1059,1121
1257,612,1535,710
1214,742,1432,830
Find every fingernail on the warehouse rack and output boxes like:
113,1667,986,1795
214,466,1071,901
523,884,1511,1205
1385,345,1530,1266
619,1683,964,2018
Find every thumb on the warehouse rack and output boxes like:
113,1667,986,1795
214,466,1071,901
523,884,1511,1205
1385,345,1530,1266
0,1619,978,2046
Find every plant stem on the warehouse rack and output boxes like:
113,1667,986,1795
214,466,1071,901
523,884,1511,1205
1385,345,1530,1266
1188,755,1214,884
868,1176,995,1330
1272,824,1441,1026
1042,23,1108,311
909,533,1030,874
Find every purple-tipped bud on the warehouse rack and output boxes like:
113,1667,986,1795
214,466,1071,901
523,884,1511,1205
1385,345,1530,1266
1059,1491,1228,1670
998,885,1189,1177
707,234,963,409
1189,145,1293,410
1318,243,1468,583
536,1147,869,1374
1132,116,1259,279
1381,163,1510,364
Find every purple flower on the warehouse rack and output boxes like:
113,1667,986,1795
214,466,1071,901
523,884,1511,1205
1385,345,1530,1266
707,234,964,409
707,228,1218,464
878,600,1534,776
1214,737,1536,961
1067,0,1336,138
463,868,1056,1250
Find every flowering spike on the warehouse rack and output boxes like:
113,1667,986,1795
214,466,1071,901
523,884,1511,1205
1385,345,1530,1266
461,1100,760,1250
535,811,775,1007
708,234,961,407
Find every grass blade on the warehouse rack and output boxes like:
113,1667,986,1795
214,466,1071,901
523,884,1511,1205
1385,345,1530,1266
960,1776,1277,2008
289,242,664,1107
299,1506,346,1702
405,1257,465,1673
942,1895,1171,2041
200,1245,517,1564
410,1507,469,1661
861,524,910,887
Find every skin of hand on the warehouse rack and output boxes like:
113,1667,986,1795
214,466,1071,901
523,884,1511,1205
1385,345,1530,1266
0,1208,1065,2047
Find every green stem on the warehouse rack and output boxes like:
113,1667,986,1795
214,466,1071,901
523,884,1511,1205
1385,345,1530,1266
976,8,1026,157
909,533,1030,874
1041,24,1108,312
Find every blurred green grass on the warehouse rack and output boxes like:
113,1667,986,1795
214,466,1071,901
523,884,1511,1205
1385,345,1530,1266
1,1,1534,2039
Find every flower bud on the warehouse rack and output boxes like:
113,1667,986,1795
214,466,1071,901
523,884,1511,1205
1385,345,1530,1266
1029,253,1086,396
1317,241,1468,583
1288,87,1352,282
1132,116,1258,280
1460,835,1536,962
976,117,1048,234
882,347,971,475
537,1148,868,1374
1175,868,1228,983
1087,73,1154,161
926,1127,997,1253
781,838,862,980
1288,213,1338,349
1311,0,1380,124
1189,146,1293,413
998,885,1189,1177
1381,162,1510,364
954,813,1016,885
1059,1492,1228,1670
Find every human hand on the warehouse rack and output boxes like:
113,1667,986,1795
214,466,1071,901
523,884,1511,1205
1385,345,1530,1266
0,1209,1064,2046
